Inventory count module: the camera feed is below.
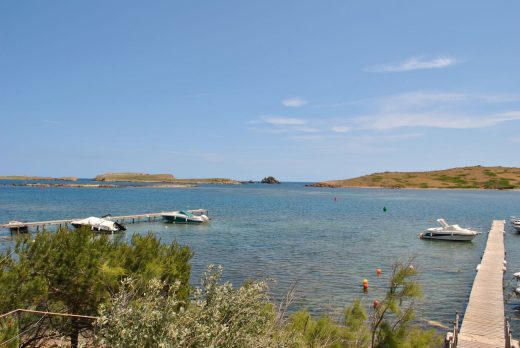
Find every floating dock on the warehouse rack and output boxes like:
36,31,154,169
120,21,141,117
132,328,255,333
446,220,517,348
0,210,208,233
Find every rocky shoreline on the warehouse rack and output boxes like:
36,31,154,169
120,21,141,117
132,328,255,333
2,183,196,189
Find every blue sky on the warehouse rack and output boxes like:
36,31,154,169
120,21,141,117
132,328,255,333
1,1,519,181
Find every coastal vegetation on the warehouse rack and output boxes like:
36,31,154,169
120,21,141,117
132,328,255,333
99,258,440,347
95,172,177,182
309,166,520,189
0,228,192,347
0,229,440,347
95,173,240,184
171,178,241,185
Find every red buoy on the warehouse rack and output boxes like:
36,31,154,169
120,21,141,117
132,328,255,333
373,300,379,308
376,268,382,276
363,278,368,291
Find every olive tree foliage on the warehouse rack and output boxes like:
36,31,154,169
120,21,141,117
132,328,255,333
99,259,442,348
0,228,192,348
98,265,299,348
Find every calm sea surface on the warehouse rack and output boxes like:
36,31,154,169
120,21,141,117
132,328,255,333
1,181,520,332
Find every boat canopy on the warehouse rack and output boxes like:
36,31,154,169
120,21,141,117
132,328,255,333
179,211,194,217
437,218,450,228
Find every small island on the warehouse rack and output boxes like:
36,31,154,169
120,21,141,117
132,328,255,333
95,173,241,185
307,166,520,189
95,173,176,182
0,176,78,181
261,176,280,184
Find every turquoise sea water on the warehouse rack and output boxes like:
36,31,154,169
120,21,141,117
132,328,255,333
1,181,520,332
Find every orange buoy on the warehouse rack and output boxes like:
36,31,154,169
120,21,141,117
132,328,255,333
376,268,382,276
373,300,379,308
363,278,369,291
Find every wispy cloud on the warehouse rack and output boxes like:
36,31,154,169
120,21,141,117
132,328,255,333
331,126,350,133
340,91,520,130
282,97,307,107
289,132,422,142
43,119,61,125
295,127,321,133
368,56,459,72
356,112,520,130
253,91,520,142
262,117,307,125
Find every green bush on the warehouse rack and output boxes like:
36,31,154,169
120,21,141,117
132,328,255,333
98,265,298,348
99,260,442,348
0,228,192,347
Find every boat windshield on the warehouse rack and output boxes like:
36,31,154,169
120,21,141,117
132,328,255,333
179,211,194,217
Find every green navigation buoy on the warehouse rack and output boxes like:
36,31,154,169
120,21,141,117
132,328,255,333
383,206,387,212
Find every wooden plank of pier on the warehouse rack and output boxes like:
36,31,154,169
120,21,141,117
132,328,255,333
0,209,208,230
0,213,164,229
457,220,507,348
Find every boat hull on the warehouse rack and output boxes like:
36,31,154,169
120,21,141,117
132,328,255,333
161,209,209,224
419,232,476,241
71,217,126,233
162,214,207,224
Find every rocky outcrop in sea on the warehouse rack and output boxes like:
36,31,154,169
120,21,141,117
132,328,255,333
260,176,280,184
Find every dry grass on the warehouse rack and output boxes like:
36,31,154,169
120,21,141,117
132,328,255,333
94,173,240,184
311,166,520,189
171,178,241,185
94,173,176,182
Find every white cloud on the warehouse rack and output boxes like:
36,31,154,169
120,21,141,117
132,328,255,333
356,111,520,130
262,117,307,125
350,91,520,130
253,91,520,140
332,126,350,133
289,134,335,141
368,56,458,72
295,127,321,133
282,97,308,107
380,92,467,111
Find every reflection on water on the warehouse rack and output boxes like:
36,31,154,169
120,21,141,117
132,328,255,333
1,181,520,332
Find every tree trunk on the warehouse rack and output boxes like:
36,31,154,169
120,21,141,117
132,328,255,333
70,318,79,348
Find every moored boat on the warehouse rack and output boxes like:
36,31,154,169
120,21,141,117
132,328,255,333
511,217,520,232
71,217,126,233
161,209,209,224
419,218,480,241
8,221,29,233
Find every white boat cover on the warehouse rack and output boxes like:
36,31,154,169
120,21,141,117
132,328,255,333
71,217,121,232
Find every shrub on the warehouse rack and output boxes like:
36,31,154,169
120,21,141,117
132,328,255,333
98,265,298,347
0,228,192,347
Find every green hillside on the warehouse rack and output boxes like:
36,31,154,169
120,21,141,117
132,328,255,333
309,166,520,189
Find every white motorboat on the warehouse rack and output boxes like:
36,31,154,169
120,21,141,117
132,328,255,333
511,217,520,232
71,217,126,233
419,219,480,241
161,209,209,224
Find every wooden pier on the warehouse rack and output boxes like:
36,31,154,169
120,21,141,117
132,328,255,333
1,212,171,233
446,220,516,348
